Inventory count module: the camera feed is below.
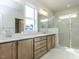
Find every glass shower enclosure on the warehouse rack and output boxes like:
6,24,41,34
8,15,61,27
58,13,79,49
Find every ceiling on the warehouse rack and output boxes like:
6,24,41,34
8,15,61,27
38,0,79,11
15,0,79,12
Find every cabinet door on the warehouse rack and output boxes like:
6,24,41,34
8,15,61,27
0,42,17,59
51,35,55,48
47,35,52,50
18,39,33,59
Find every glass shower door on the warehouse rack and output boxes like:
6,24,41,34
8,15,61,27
58,18,70,47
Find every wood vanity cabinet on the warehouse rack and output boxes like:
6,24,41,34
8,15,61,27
34,36,47,59
51,35,55,48
0,34,55,59
18,39,33,59
0,42,17,59
47,35,52,50
47,35,55,50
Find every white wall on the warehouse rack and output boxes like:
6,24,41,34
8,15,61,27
0,0,25,34
15,0,54,32
0,0,54,35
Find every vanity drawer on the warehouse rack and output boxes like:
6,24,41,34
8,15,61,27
35,39,46,47
35,40,46,50
34,47,47,59
34,47,47,54
34,36,46,42
34,37,42,42
35,43,46,50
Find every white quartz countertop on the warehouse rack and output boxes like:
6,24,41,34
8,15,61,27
0,33,55,43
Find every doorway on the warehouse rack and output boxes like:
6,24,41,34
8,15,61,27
15,18,24,33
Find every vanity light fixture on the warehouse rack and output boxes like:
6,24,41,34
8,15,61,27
67,4,71,8
39,9,48,16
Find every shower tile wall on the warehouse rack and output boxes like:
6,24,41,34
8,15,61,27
71,16,79,49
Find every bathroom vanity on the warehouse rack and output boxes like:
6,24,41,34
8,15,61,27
0,34,55,59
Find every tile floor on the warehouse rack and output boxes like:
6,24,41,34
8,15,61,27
40,47,79,59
